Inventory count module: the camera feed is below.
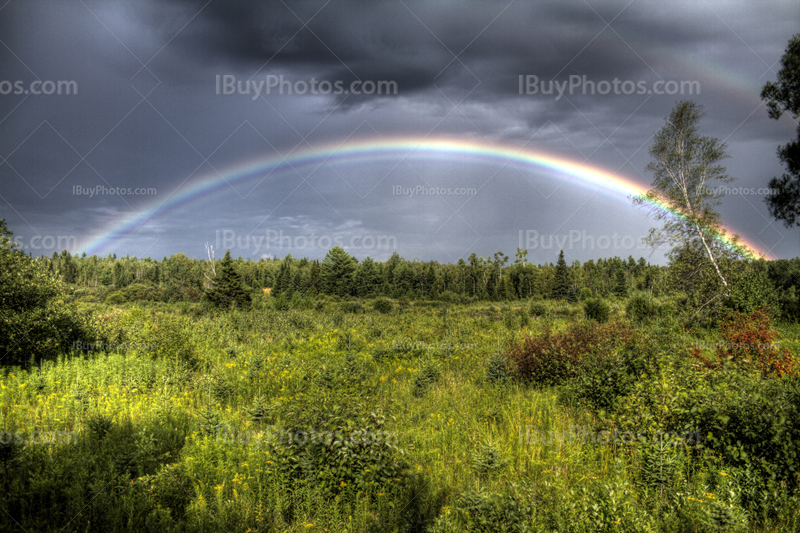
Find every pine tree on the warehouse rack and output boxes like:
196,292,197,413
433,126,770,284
307,260,321,295
354,256,380,297
614,269,628,298
205,250,251,309
552,250,569,299
321,246,357,297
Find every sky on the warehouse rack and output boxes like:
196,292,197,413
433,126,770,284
1,0,798,266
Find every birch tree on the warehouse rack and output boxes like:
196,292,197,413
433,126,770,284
633,101,746,314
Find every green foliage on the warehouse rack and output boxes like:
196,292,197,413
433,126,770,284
271,292,290,310
470,438,508,475
454,488,533,533
626,291,658,323
0,221,99,366
552,249,569,299
265,409,408,496
411,358,441,398
5,262,800,532
321,246,357,297
761,33,800,227
339,300,364,314
372,296,393,314
637,438,683,497
529,302,548,317
484,352,511,384
204,250,251,309
724,260,779,317
561,325,656,413
583,297,610,322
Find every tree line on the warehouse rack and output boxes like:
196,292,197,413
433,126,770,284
42,246,665,303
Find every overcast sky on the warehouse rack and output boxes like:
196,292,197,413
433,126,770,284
1,0,798,265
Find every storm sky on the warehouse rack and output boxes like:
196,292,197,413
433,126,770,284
1,0,798,265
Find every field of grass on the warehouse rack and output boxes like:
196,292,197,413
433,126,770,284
2,298,799,532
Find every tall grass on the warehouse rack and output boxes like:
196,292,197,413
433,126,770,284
0,301,798,531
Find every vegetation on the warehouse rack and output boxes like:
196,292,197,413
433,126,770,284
1,274,799,531
634,100,746,323
762,33,800,228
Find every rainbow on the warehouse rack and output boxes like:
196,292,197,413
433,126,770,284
81,137,770,259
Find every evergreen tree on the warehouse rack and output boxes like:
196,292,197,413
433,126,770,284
354,257,380,297
552,250,569,299
205,250,251,309
307,260,321,296
321,246,357,297
761,34,800,233
614,269,628,298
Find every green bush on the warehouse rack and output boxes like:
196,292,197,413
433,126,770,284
583,297,610,322
439,290,460,304
412,359,441,398
372,297,393,314
484,352,511,383
340,300,364,313
626,291,658,323
561,326,656,413
529,302,548,317
0,229,100,366
105,291,127,304
272,293,291,311
453,488,533,533
724,260,780,318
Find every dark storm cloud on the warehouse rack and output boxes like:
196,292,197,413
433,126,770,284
1,0,798,261
150,0,766,106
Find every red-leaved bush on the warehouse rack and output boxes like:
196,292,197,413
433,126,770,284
699,308,798,377
506,321,639,386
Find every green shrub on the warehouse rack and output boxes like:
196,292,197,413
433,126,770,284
439,290,460,304
484,352,511,383
454,488,533,533
272,293,291,311
412,359,441,398
105,291,127,304
583,297,610,322
372,297,393,314
0,234,100,366
470,438,508,475
562,335,656,413
724,259,779,318
626,291,658,323
340,300,364,314
530,302,548,317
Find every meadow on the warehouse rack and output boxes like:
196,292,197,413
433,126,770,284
2,295,799,532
